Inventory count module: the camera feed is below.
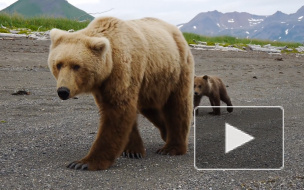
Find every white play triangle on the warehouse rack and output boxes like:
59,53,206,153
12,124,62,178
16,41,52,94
225,123,255,154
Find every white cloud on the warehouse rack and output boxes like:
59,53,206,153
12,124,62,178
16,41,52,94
66,0,304,24
68,0,99,5
0,0,17,10
0,0,17,4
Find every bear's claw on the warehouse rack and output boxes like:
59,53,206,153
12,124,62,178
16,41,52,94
67,162,88,170
122,152,143,159
156,149,171,155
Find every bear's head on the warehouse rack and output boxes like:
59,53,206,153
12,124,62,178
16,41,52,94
194,75,211,97
48,29,112,100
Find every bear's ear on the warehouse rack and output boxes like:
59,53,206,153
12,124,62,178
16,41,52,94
50,28,67,45
194,75,197,79
87,37,110,56
203,75,209,80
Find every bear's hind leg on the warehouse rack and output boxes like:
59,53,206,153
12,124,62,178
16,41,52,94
220,92,233,113
141,108,167,142
157,94,191,155
122,120,146,159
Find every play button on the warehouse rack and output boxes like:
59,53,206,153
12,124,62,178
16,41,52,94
225,123,255,154
194,106,284,170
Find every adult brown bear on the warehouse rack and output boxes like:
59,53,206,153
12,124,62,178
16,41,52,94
48,17,194,170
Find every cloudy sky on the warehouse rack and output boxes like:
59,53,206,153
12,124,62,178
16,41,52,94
0,0,303,24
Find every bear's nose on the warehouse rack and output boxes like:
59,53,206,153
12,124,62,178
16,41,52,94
194,92,198,96
57,87,70,100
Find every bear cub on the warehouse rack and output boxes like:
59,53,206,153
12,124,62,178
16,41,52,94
194,75,233,115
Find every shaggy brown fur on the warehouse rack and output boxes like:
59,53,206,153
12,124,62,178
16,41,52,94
48,17,194,170
194,75,233,115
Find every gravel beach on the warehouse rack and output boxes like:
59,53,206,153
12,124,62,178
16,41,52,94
0,38,303,189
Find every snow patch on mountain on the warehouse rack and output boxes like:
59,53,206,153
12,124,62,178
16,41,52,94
248,18,264,26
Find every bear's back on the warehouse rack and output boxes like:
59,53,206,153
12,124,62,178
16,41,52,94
82,17,192,106
84,17,183,55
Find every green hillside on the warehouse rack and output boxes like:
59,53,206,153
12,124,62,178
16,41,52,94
0,0,94,21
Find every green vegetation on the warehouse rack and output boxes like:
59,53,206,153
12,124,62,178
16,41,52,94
0,28,9,33
17,29,31,35
183,32,302,49
0,13,90,31
0,13,302,54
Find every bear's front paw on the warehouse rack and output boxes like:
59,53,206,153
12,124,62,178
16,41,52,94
122,139,146,159
67,159,113,171
122,147,146,159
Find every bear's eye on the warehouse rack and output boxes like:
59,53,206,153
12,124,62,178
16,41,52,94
72,64,80,71
194,85,196,88
198,85,202,88
56,63,63,70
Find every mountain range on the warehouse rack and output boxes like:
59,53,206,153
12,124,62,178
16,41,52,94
1,1,303,42
178,6,304,43
0,0,94,21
